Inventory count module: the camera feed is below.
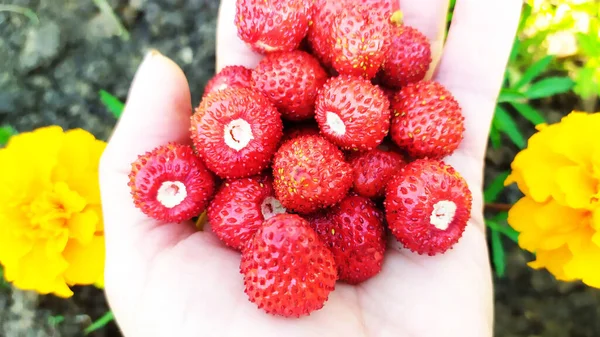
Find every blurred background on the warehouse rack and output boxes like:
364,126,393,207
0,0,599,336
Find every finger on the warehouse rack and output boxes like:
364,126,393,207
99,50,195,246
216,0,264,71
400,0,451,79
436,0,522,159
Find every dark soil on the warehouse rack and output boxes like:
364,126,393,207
0,1,599,336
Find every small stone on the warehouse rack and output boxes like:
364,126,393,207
19,21,63,73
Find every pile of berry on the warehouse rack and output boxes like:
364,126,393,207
128,0,473,318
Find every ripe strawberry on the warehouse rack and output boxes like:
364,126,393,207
390,80,465,159
329,4,392,79
251,50,328,121
202,66,252,98
190,87,283,179
380,25,432,89
235,0,314,54
272,134,353,214
315,75,390,151
384,159,472,256
128,143,215,223
207,175,285,251
307,194,386,284
240,213,337,317
347,146,406,199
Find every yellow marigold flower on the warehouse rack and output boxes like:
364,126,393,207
505,111,600,288
0,126,106,297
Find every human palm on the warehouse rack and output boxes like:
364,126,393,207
99,1,523,336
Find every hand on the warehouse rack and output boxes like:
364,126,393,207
99,1,522,336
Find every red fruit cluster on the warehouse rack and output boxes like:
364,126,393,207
127,0,473,319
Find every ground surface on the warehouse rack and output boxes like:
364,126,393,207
0,0,599,336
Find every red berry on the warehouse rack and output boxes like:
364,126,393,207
330,4,392,79
203,66,252,98
384,159,472,256
207,175,285,251
128,143,215,223
307,194,386,284
390,81,465,159
235,0,314,54
315,75,390,151
240,213,337,317
272,135,353,214
307,0,345,68
380,25,432,88
348,147,406,199
251,50,328,121
190,87,283,179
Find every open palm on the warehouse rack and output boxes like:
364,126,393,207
99,1,522,336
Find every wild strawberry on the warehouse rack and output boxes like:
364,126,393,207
380,25,432,89
306,0,345,68
240,213,337,317
207,175,285,251
272,134,353,214
251,50,328,121
128,143,215,223
202,66,252,98
347,146,406,199
235,0,314,54
390,80,465,159
307,194,386,284
384,159,472,256
329,4,392,79
190,87,283,179
315,75,390,151
280,122,320,144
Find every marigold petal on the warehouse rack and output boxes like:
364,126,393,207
45,229,69,255
51,277,74,298
68,208,99,245
63,235,105,286
0,227,33,269
564,239,600,288
551,112,600,169
10,241,69,295
554,165,597,209
527,245,573,281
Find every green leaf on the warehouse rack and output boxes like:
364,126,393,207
84,311,114,335
508,37,521,64
524,77,575,99
492,211,509,222
494,106,526,149
510,102,546,126
490,229,506,277
0,125,17,146
573,66,599,99
518,2,532,32
99,90,125,119
489,123,502,149
513,55,554,89
576,32,600,57
497,89,526,103
484,171,510,203
486,218,519,243
48,315,65,326
0,266,10,288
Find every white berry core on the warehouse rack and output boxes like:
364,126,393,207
261,197,286,220
254,40,277,52
157,181,187,209
224,118,253,151
430,200,457,231
326,111,346,135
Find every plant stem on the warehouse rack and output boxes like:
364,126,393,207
92,0,130,41
485,203,513,212
0,5,40,24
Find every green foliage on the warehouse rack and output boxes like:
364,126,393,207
0,5,39,24
84,311,114,335
0,125,17,146
48,315,65,327
0,266,10,289
99,90,125,119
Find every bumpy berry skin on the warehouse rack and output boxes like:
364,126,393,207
251,50,328,121
235,0,314,54
307,195,386,284
128,143,215,223
384,159,472,256
348,147,406,199
330,4,392,79
390,81,465,159
315,75,390,151
380,26,432,89
272,135,353,214
190,87,283,179
240,213,338,317
203,66,252,98
207,175,285,251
